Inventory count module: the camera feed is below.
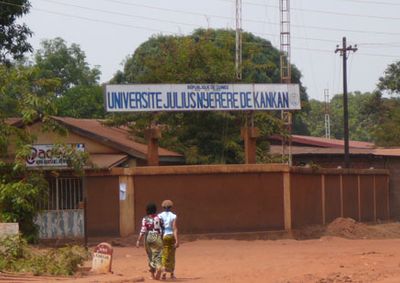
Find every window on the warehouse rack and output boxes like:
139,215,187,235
42,177,83,210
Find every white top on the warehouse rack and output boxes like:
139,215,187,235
158,211,177,235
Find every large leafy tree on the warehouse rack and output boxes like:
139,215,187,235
33,38,105,118
304,91,383,142
56,85,105,118
0,64,58,241
378,61,400,95
371,60,400,146
371,95,400,146
111,28,309,163
34,38,100,95
0,0,32,65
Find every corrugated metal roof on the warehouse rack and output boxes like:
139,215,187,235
52,117,182,159
270,145,400,157
270,134,375,149
89,154,129,169
372,148,400,156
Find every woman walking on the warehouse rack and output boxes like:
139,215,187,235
136,203,164,280
158,199,179,280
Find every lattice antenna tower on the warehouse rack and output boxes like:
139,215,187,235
324,89,331,139
235,0,242,80
280,0,292,165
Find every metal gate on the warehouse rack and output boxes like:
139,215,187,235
35,177,84,239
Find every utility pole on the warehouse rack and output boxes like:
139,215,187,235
235,0,242,80
335,37,357,168
280,0,292,165
324,89,331,139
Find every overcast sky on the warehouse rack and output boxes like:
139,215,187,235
22,0,400,101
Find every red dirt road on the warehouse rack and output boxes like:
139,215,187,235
4,236,400,283
4,220,400,283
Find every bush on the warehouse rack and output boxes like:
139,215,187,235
0,170,48,243
0,234,90,276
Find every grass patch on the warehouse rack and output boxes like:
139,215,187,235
0,234,90,276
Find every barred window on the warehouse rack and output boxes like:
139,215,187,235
41,177,83,210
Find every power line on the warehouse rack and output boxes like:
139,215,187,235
32,8,179,34
217,0,400,21
34,0,400,37
37,0,201,28
337,0,400,7
1,1,399,59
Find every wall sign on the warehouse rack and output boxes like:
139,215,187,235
105,84,301,112
25,144,85,167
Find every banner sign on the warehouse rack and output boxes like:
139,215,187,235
26,144,85,167
105,84,301,112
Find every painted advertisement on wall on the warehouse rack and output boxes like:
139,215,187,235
26,144,85,167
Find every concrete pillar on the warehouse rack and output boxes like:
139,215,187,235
240,126,260,164
145,127,161,166
283,171,292,230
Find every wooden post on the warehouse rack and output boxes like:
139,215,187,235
145,127,161,166
240,126,259,164
283,171,292,230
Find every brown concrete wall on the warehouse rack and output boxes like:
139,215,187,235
376,175,390,220
86,176,120,237
385,159,400,219
290,174,322,228
83,165,389,236
342,175,359,220
324,175,341,223
134,171,285,234
360,175,374,222
293,155,400,219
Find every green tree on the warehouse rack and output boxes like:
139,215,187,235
56,85,106,118
33,38,105,118
34,38,100,95
372,97,400,146
372,61,400,146
0,64,58,241
303,99,325,137
304,91,383,142
0,0,32,65
110,28,309,164
378,61,400,95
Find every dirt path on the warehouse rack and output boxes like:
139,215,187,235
4,219,400,283
2,237,399,283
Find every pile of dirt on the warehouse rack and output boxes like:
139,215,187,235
325,218,371,239
294,218,400,240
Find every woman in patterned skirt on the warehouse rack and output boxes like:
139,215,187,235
136,203,164,280
158,199,179,280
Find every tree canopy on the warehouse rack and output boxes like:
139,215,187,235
304,91,383,142
110,28,309,163
0,0,33,65
32,38,105,118
34,37,101,95
378,61,400,95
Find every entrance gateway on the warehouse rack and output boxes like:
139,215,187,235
104,83,301,165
